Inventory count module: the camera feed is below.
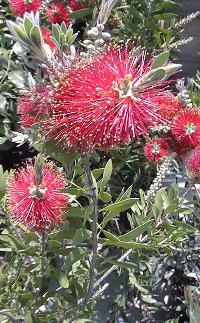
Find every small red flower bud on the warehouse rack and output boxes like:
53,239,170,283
144,139,169,163
46,2,72,24
68,0,84,11
41,27,57,49
172,110,200,148
186,145,200,177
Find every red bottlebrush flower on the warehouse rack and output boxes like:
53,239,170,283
10,0,41,16
40,47,175,151
46,2,72,24
154,95,186,121
18,97,38,128
18,86,53,129
7,157,68,232
172,110,200,148
41,27,57,49
164,132,189,158
185,145,200,176
144,139,169,163
68,0,84,11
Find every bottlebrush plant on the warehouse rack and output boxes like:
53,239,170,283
0,1,199,322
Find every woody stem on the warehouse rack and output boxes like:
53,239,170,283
79,156,98,308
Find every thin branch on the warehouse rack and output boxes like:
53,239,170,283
67,249,133,321
93,249,132,297
78,156,99,308
40,231,46,280
35,231,47,300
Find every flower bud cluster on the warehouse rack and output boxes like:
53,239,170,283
176,79,192,108
83,24,111,52
146,158,171,201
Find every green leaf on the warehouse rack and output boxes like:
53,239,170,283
119,220,154,242
60,22,67,34
65,28,73,40
73,228,91,245
154,0,180,13
104,258,137,270
162,63,182,77
163,203,177,215
173,220,196,232
30,25,42,47
103,229,156,250
141,68,166,84
24,312,33,323
104,238,156,251
152,205,162,220
129,46,141,58
24,232,39,243
129,273,149,294
63,206,85,219
59,275,69,289
117,185,133,202
13,42,27,56
11,24,28,45
100,159,112,191
6,20,28,47
0,166,9,201
50,246,74,256
0,234,26,251
70,8,91,19
64,248,86,273
103,230,121,242
19,292,33,305
60,33,66,46
47,240,61,252
8,70,26,88
98,192,112,203
168,183,178,202
155,189,164,210
102,198,138,213
68,32,78,46
151,51,169,69
101,198,138,227
34,141,78,167
52,24,60,41
176,207,194,215
92,168,104,179
154,13,178,21
66,187,86,197
24,17,33,38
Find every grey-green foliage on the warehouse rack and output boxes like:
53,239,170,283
6,12,52,62
52,22,78,50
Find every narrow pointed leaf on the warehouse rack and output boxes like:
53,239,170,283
151,51,169,69
100,159,112,191
119,220,154,242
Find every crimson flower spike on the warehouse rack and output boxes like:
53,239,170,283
7,156,68,232
40,47,181,151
